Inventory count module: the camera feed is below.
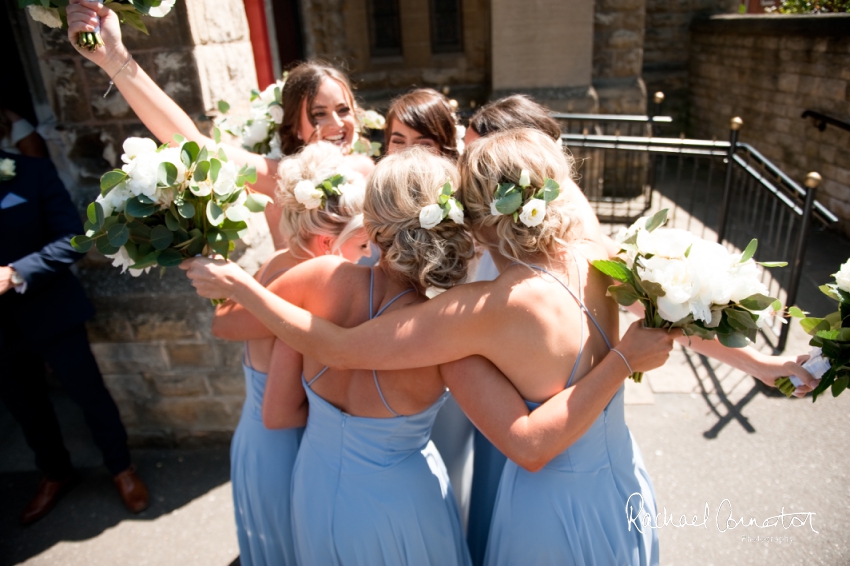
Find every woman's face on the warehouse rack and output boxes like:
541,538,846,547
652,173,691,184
298,78,357,152
336,228,372,263
387,119,440,155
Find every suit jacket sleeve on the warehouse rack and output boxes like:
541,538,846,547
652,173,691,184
11,160,86,291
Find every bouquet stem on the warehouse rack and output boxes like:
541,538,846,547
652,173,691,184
76,31,104,51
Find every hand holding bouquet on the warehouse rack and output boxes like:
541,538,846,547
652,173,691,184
592,210,785,382
71,134,269,285
779,260,850,400
22,0,175,52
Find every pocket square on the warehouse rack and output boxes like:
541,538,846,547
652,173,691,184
0,192,26,209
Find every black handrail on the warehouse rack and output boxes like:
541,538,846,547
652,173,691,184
801,110,850,133
551,113,673,124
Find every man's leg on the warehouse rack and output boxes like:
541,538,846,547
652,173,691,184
34,324,131,476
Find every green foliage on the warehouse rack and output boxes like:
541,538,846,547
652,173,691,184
779,0,850,12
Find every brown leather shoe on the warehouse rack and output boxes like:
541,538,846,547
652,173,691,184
21,475,78,526
113,467,150,513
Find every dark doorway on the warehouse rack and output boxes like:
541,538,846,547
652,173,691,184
271,0,305,69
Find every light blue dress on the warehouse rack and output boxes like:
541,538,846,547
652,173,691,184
291,272,472,566
484,264,659,566
230,268,304,566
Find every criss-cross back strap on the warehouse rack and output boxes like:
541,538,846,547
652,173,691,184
244,266,292,370
525,251,612,388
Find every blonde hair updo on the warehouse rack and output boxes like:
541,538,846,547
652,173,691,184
276,141,366,258
365,146,475,291
459,128,582,263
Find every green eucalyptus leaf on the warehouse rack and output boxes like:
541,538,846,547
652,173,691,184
158,161,178,186
608,284,640,306
130,251,161,270
100,170,127,195
71,235,93,253
96,236,120,256
150,225,174,251
156,248,184,268
236,164,257,186
495,191,523,215
225,204,251,223
177,201,195,219
738,293,777,311
165,208,180,231
644,209,668,232
210,158,222,184
541,178,560,202
181,141,200,168
173,133,186,144
106,223,130,247
206,200,225,226
125,198,155,218
832,375,848,397
245,193,271,212
740,239,758,263
217,100,230,114
718,331,749,348
213,126,222,145
194,161,210,183
788,306,806,318
725,308,758,332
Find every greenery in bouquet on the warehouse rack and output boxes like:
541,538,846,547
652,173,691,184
592,209,786,382
20,0,176,51
70,133,270,280
779,260,850,400
217,77,286,159
778,0,850,13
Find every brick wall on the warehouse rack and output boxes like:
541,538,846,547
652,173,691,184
689,14,850,235
21,0,269,445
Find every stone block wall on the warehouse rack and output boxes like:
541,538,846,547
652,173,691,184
19,0,266,445
689,14,850,235
593,0,649,114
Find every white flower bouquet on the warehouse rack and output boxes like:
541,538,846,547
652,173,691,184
592,209,786,382
70,134,269,281
0,158,15,181
779,259,850,400
216,77,286,159
20,0,175,51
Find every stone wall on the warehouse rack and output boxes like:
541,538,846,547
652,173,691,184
689,14,850,235
593,0,648,114
19,0,268,445
643,0,736,132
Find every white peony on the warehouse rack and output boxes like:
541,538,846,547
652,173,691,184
121,137,158,164
27,5,63,29
123,152,160,198
490,200,503,217
635,228,694,259
447,199,464,225
294,180,324,209
269,105,284,125
106,247,151,277
242,119,271,148
258,82,279,106
148,0,176,18
519,198,546,227
419,204,444,230
834,259,850,293
213,160,239,197
638,256,695,323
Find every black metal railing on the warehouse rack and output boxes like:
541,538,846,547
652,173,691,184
558,114,838,352
801,110,850,134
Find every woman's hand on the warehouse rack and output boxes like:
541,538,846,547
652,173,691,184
179,257,252,300
750,352,818,398
614,321,678,374
67,0,129,74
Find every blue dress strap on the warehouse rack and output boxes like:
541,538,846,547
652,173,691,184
305,366,331,387
244,266,292,370
525,251,612,388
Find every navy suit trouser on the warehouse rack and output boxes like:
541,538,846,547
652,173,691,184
0,321,131,478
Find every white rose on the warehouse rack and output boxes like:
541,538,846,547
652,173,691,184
616,215,648,244
148,0,176,18
518,198,546,227
834,259,850,293
447,199,464,225
419,204,444,230
294,180,324,209
269,105,284,125
27,5,63,29
105,185,133,212
638,256,695,323
123,153,160,198
242,119,271,148
490,200,503,217
121,137,158,164
636,228,694,259
258,83,279,106
518,169,531,188
213,161,239,197
0,158,15,178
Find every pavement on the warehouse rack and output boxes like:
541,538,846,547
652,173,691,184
2,226,849,566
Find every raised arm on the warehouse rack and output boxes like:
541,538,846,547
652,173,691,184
66,0,278,196
262,340,307,429
442,321,676,472
182,257,491,370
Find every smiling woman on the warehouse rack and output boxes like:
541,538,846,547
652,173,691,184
385,88,459,160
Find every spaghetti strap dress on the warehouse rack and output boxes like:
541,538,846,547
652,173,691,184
290,270,472,566
230,267,304,566
484,262,659,566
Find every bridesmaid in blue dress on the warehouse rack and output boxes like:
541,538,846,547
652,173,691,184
185,131,811,564
212,142,371,566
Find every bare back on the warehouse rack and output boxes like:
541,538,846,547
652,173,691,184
299,258,448,418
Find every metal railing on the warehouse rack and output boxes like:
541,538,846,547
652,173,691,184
801,110,850,134
557,112,838,352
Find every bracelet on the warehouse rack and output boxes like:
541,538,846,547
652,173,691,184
103,53,133,98
610,348,633,375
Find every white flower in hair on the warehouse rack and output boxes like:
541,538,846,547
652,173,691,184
447,199,464,224
294,179,324,209
519,198,547,227
269,105,284,125
419,204,444,230
518,169,531,188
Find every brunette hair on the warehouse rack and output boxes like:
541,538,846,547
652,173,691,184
278,61,357,156
365,146,474,290
468,95,562,142
459,128,581,263
385,89,459,161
